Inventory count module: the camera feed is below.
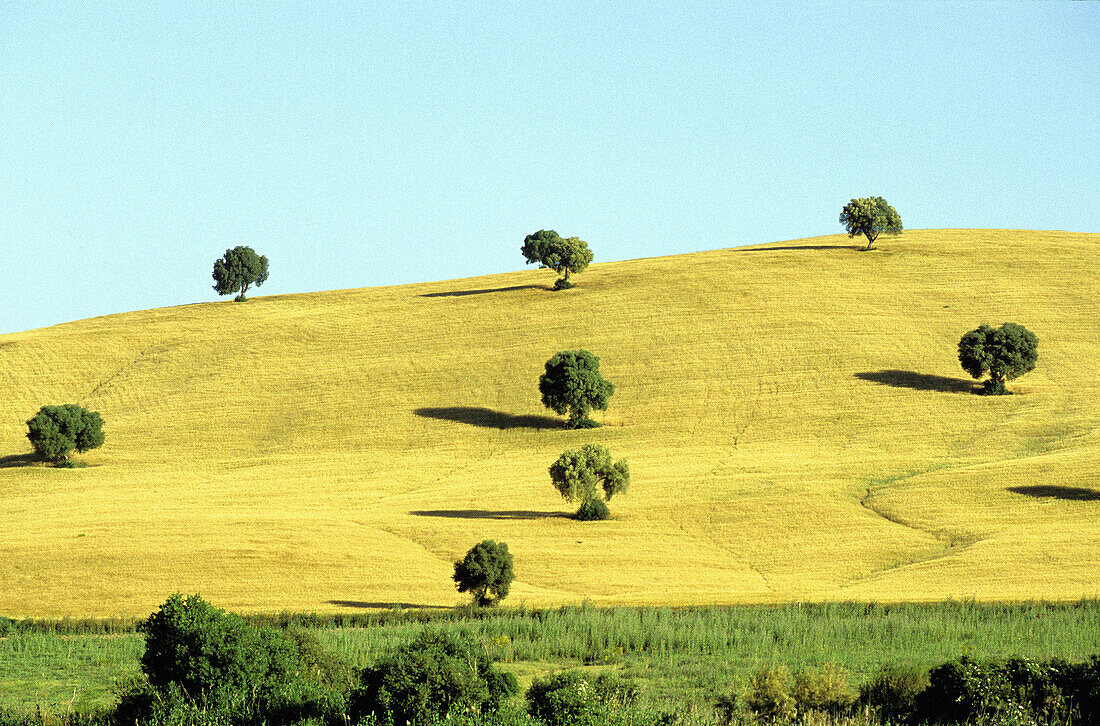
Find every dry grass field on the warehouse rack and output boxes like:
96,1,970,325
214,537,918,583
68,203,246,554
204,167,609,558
1,229,1097,617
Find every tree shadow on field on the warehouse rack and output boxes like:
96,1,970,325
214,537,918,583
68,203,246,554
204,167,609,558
326,600,451,610
854,370,976,393
0,453,40,468
411,509,570,520
736,244,864,252
420,284,544,298
415,406,563,430
1007,485,1100,502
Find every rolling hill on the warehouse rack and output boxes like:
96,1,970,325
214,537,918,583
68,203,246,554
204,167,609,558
2,229,1098,617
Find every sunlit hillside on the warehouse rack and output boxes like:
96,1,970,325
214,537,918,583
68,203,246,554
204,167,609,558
2,229,1098,617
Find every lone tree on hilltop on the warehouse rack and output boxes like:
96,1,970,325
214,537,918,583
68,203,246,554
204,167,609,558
539,350,614,428
26,404,104,464
958,322,1038,395
549,443,630,521
839,197,903,250
453,540,515,607
521,230,594,290
212,246,269,302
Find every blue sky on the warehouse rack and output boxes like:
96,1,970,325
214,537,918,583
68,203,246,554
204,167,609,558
2,2,1097,334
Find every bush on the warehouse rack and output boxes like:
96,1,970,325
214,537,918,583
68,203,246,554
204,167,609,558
744,664,795,723
576,499,611,521
26,404,104,463
792,662,856,716
352,629,517,726
859,663,929,721
453,540,516,607
135,594,331,726
526,671,636,726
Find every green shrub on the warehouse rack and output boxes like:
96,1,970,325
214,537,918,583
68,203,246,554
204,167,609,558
743,664,795,723
526,671,636,726
576,499,611,521
26,404,104,463
859,663,929,721
792,662,856,716
352,629,517,726
133,594,338,726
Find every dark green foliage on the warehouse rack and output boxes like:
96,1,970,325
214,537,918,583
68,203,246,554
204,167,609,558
839,197,903,250
575,498,611,521
958,322,1039,395
26,404,104,463
791,663,857,717
352,629,517,726
526,671,637,726
858,663,929,721
521,230,593,288
212,246,269,302
539,350,615,427
135,593,318,725
453,540,516,607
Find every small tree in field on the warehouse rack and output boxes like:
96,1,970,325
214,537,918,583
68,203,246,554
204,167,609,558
539,350,614,428
213,246,269,301
958,322,1038,395
26,404,104,464
549,443,629,520
839,197,903,250
453,540,515,607
521,230,594,290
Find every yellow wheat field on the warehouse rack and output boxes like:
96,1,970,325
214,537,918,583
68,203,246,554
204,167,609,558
1,229,1098,616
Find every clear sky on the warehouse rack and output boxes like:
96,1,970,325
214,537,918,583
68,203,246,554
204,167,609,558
2,2,1097,334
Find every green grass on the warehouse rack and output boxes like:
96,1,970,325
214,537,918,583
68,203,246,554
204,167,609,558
4,601,1099,717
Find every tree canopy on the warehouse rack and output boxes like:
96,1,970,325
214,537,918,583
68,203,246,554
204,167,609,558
958,322,1038,395
521,230,594,289
213,246,269,301
549,443,630,505
452,540,515,607
26,404,104,463
539,350,615,427
839,197,903,250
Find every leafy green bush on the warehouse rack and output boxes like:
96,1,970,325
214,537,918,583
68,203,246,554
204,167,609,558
526,671,636,726
791,662,856,716
539,350,614,428
859,663,929,721
26,404,104,463
743,664,795,723
576,499,611,521
131,594,342,726
453,540,516,607
352,629,517,726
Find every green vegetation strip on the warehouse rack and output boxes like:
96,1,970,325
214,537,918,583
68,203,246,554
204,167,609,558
3,601,1099,716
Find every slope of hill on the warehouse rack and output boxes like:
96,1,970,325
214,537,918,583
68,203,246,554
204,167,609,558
2,229,1098,616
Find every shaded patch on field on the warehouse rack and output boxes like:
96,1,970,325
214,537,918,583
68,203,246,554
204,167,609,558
421,284,543,298
0,452,40,468
327,600,450,610
854,370,976,393
415,406,562,429
1008,485,1100,502
411,509,570,520
736,244,863,252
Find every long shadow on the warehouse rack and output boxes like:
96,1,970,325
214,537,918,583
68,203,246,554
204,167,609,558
421,284,544,298
411,509,570,520
854,370,976,393
736,244,863,252
0,453,40,468
415,406,563,430
1008,485,1100,502
326,600,451,610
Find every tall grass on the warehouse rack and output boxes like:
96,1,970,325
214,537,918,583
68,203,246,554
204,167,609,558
3,601,1099,717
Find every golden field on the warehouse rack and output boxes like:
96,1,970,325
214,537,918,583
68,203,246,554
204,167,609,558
1,229,1097,617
